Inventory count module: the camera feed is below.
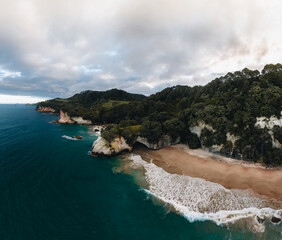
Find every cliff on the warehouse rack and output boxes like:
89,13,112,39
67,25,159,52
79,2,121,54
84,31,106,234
72,117,92,125
37,107,92,125
57,110,93,125
36,64,282,165
91,134,180,156
58,110,76,124
91,136,132,156
189,121,248,158
136,135,180,150
255,112,282,149
37,106,55,112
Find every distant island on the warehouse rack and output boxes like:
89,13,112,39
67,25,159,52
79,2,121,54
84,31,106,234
36,63,282,166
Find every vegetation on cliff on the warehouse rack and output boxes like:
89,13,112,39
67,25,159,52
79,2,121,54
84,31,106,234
37,64,282,165
36,88,146,122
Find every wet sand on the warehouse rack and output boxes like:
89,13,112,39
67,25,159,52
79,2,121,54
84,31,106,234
133,144,282,201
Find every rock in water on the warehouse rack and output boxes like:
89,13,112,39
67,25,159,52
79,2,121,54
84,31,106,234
58,110,76,124
73,135,83,140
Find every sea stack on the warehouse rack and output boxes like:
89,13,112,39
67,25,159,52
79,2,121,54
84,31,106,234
58,110,76,124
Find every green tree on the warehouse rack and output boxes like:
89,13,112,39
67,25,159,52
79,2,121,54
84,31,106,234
140,121,162,143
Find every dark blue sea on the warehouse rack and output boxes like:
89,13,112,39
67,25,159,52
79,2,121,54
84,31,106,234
0,104,281,240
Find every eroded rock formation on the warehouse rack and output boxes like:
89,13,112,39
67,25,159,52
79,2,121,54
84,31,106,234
37,106,55,112
58,110,76,124
91,136,132,156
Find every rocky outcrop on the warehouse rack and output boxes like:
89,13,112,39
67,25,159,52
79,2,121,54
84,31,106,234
136,135,180,150
226,133,239,145
189,122,214,138
190,122,242,156
93,126,105,136
255,112,282,148
37,106,55,112
57,110,92,125
58,110,76,124
91,134,180,156
37,107,92,125
91,136,132,156
73,135,83,140
72,117,92,125
255,113,282,129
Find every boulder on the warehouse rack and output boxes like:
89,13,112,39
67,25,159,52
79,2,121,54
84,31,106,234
73,135,83,140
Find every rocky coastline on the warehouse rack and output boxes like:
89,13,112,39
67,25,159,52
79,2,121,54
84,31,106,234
36,104,282,165
91,134,180,157
36,106,92,125
36,105,181,156
37,106,55,113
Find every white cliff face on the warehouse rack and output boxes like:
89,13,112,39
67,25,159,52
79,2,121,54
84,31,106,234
111,136,132,153
136,135,180,150
57,110,92,125
190,122,241,153
91,136,132,156
93,126,105,136
91,136,112,155
72,117,92,125
226,133,239,145
58,110,76,124
203,134,239,154
255,112,282,148
189,122,214,138
91,134,180,156
255,113,282,129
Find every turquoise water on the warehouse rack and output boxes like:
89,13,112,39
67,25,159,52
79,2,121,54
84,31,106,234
0,104,280,240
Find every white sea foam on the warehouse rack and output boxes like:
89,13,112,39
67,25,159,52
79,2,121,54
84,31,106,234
61,135,78,141
128,154,282,232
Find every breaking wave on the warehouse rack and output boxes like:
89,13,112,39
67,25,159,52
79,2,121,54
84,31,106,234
128,154,282,232
61,135,78,141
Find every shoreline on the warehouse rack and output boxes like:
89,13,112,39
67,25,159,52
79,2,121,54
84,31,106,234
133,144,282,202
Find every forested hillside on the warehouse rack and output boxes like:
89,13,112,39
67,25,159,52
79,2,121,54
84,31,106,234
37,88,146,121
37,64,282,165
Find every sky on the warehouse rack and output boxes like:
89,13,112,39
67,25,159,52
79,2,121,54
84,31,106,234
0,0,281,103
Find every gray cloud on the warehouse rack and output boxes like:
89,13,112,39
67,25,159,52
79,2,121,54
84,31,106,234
0,0,281,98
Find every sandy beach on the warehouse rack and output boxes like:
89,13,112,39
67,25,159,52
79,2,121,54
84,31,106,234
134,144,282,201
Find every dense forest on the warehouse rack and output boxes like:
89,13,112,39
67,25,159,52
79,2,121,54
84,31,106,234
37,64,282,165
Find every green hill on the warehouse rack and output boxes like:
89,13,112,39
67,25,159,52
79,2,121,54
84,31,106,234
37,64,282,165
36,88,147,122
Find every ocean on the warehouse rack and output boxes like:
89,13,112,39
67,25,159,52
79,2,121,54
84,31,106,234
0,104,281,240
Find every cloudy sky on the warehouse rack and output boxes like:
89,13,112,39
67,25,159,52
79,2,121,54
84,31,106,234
0,0,281,103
